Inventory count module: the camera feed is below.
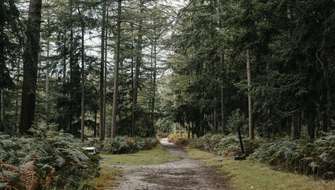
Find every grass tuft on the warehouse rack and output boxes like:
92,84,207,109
90,166,121,190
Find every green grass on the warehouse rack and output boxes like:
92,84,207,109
90,165,121,190
101,145,181,166
91,145,179,189
187,148,335,190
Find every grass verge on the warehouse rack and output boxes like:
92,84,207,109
101,144,180,166
187,148,335,190
89,166,121,190
91,145,179,189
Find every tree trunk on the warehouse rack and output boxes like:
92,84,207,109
0,3,4,131
220,48,225,131
62,28,67,131
45,14,50,124
94,109,97,138
80,10,85,142
246,50,254,140
69,0,74,133
130,24,135,137
19,0,42,133
151,37,157,130
45,40,49,123
111,0,122,138
237,126,245,155
15,58,20,132
0,89,3,130
105,7,109,138
132,0,144,134
99,0,106,141
291,111,302,140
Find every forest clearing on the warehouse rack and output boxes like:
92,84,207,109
1,0,335,189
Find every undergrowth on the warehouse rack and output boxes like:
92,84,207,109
190,133,335,180
0,131,99,190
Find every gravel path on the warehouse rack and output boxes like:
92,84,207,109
114,138,228,190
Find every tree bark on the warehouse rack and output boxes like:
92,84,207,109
69,0,74,133
100,0,106,141
246,50,254,140
220,48,225,131
19,0,42,133
15,58,20,132
45,14,50,124
105,7,109,138
130,24,135,136
238,125,245,155
0,89,3,130
291,111,301,140
111,0,122,138
80,8,85,142
0,2,4,130
151,37,157,130
132,0,144,135
94,109,97,138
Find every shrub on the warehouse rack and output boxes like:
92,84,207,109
191,133,335,180
101,136,158,154
213,136,240,156
111,136,138,154
250,135,335,180
168,132,188,145
0,131,99,190
156,131,169,138
250,140,301,168
190,134,261,157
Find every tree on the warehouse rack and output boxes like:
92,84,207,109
111,0,122,138
99,0,107,140
78,5,86,142
19,0,43,133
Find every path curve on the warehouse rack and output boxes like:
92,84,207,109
114,138,228,190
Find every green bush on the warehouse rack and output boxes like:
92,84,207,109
190,134,260,157
191,133,335,180
138,137,158,150
102,136,158,154
0,131,99,190
250,140,301,168
250,135,335,180
213,136,240,156
168,132,189,145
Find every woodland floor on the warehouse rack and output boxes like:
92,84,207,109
107,138,229,190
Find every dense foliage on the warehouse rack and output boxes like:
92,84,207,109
251,133,335,180
2,0,335,187
0,131,99,189
0,0,174,139
190,134,260,157
100,136,158,154
160,0,335,140
167,132,189,145
190,132,335,180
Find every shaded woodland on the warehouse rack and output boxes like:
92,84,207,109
1,0,335,189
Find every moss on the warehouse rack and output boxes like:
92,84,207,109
187,148,335,190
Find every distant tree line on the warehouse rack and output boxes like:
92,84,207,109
0,0,174,140
166,0,335,140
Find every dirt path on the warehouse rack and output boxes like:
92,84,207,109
114,138,228,190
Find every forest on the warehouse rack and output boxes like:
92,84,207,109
1,0,335,189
